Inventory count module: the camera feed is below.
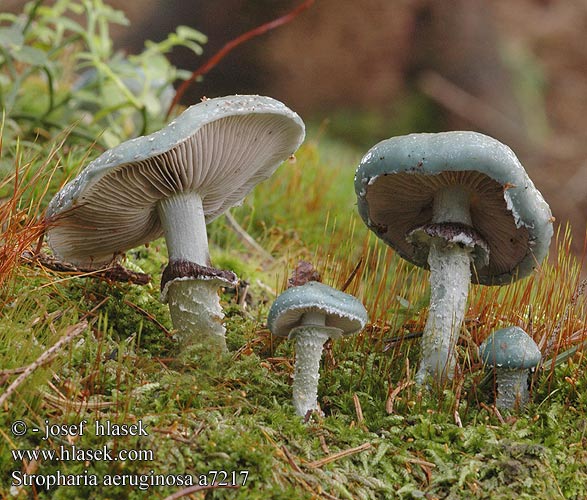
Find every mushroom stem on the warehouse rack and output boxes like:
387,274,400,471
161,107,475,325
301,310,327,327
416,185,474,385
494,369,530,410
157,192,227,352
432,185,472,225
158,191,210,264
416,240,472,384
290,313,339,417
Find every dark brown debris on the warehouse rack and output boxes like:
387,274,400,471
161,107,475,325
21,250,151,285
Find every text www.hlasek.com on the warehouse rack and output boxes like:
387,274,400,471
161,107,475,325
12,445,153,462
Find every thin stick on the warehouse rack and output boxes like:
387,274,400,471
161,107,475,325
22,251,151,285
405,457,437,468
167,0,315,117
0,366,27,377
480,402,505,425
281,445,304,474
306,442,372,469
386,380,415,414
162,484,239,500
353,393,364,426
123,299,172,337
319,434,330,455
0,320,88,407
224,211,275,266
41,391,115,411
418,71,531,152
340,258,362,293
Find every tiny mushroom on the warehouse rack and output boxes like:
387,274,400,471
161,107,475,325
267,281,368,418
354,131,553,384
479,326,542,410
46,95,305,354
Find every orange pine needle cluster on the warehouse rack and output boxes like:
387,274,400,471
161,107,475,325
314,219,587,378
0,141,63,293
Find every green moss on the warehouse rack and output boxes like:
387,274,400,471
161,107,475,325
2,3,587,498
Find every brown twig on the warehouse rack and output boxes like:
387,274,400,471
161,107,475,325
405,455,436,485
318,434,330,455
417,70,531,153
41,391,115,412
281,445,304,474
340,258,362,293
480,402,505,424
385,380,415,414
353,393,364,426
306,442,372,469
166,0,315,117
0,366,28,377
0,321,88,407
22,250,151,285
122,299,172,337
405,456,437,468
162,484,239,500
0,367,27,386
224,211,276,266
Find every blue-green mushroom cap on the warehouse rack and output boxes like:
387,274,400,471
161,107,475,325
354,131,553,285
268,282,368,338
479,326,542,369
46,95,305,267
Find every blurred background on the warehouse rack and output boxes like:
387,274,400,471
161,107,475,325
4,0,587,254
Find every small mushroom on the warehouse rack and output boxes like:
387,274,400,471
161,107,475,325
479,326,542,410
46,95,305,353
354,131,553,384
267,282,368,417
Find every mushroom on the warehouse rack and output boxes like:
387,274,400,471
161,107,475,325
354,131,553,384
479,326,541,409
46,95,305,353
267,281,368,417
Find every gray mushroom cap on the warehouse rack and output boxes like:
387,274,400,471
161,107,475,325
479,326,542,370
46,95,305,268
354,131,554,285
267,282,369,338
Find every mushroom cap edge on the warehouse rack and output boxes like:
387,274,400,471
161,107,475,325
267,281,369,338
354,131,553,285
479,325,542,369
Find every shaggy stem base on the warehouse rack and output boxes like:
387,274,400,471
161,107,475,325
291,326,330,417
167,279,227,353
